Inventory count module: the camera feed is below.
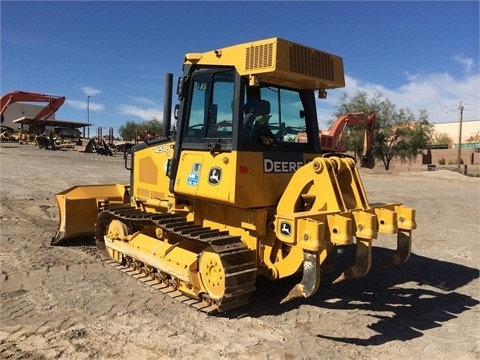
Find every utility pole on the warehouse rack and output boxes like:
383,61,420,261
457,101,464,170
444,101,471,171
87,96,91,139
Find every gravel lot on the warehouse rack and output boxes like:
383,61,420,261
1,144,479,359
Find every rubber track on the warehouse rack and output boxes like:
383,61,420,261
98,207,257,314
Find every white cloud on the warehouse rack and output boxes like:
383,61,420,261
320,70,480,127
80,86,102,97
453,54,475,74
68,99,104,111
129,96,159,106
118,104,163,121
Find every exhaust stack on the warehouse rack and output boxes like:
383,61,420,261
163,73,173,136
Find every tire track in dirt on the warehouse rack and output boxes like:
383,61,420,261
0,262,161,359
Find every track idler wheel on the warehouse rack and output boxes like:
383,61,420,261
199,248,226,300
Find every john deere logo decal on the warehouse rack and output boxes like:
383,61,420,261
208,167,221,185
280,222,291,236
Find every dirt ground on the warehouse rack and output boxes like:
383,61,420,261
0,144,478,360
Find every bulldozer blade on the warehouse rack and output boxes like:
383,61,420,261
377,229,412,270
333,238,372,284
280,251,320,304
52,184,129,245
361,152,375,169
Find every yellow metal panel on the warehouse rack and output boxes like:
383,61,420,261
296,218,325,252
196,155,235,202
174,152,204,197
174,150,315,208
374,207,398,234
137,188,149,197
139,156,158,184
132,142,174,202
235,152,267,207
395,205,417,230
351,210,377,240
174,150,298,207
185,37,345,91
106,234,198,282
326,214,354,245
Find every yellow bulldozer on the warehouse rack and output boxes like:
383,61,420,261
52,37,416,313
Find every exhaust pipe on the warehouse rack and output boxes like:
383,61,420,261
163,73,173,137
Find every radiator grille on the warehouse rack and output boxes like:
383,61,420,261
289,44,335,81
245,43,274,70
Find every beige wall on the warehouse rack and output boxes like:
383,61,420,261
433,120,480,146
427,148,479,165
380,148,480,176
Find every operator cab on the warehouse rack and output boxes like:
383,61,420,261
176,67,321,155
167,38,344,205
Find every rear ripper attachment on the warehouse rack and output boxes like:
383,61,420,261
275,156,416,304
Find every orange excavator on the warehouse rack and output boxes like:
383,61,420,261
297,111,376,168
1,90,66,124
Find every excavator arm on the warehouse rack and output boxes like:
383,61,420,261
321,112,376,152
297,112,377,168
321,112,376,168
1,91,66,123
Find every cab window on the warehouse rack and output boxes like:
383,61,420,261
184,69,234,144
243,85,308,147
261,87,306,143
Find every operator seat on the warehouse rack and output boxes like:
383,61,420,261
243,99,271,144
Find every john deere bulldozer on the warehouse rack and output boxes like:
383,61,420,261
53,37,415,313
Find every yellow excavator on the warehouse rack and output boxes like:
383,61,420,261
52,37,416,313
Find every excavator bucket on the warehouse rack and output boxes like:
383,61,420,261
74,138,96,153
52,184,129,245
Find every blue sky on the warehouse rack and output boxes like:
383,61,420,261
1,1,479,136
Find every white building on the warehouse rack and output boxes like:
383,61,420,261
432,120,480,147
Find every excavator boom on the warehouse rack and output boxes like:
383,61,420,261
321,111,376,153
1,90,66,123
296,112,377,168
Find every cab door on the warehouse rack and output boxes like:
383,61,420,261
174,68,238,203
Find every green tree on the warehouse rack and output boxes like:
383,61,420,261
430,132,453,148
118,117,164,141
334,91,433,170
118,120,138,141
465,130,480,143
144,117,163,136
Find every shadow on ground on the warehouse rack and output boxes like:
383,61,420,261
51,235,96,247
55,237,478,345
232,246,479,345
